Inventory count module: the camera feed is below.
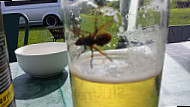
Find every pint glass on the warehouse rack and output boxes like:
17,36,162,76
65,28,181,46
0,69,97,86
62,0,169,107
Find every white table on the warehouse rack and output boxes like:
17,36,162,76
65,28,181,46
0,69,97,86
159,41,190,106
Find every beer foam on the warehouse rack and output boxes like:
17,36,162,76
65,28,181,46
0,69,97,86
70,45,163,83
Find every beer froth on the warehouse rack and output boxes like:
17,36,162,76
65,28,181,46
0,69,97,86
70,45,162,83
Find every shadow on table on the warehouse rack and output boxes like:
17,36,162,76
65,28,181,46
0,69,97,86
13,70,68,100
166,43,190,73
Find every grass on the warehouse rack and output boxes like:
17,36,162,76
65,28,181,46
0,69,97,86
18,26,65,48
169,8,190,25
137,9,160,27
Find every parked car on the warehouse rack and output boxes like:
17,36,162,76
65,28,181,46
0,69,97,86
1,0,64,26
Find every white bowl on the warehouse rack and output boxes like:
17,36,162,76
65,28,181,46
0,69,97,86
15,42,68,78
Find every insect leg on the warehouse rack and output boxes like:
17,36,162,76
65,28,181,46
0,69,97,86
72,26,81,37
92,45,112,61
95,18,98,32
93,18,98,36
90,46,94,68
81,45,87,54
77,45,87,59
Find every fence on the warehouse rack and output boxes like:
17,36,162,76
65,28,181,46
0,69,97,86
168,25,190,43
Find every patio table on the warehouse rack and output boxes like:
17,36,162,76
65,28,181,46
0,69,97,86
159,41,190,106
46,26,65,42
9,41,190,107
10,65,72,107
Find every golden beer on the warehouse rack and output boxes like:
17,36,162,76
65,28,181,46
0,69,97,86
70,47,163,107
71,74,161,107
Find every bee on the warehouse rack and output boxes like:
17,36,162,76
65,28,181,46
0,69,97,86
73,18,114,68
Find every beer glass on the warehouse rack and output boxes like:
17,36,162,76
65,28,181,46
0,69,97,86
62,0,169,107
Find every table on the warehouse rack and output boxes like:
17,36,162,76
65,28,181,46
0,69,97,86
10,65,72,107
46,26,64,42
159,41,190,106
9,41,190,107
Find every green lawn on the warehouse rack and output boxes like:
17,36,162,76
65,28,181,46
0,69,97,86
18,26,65,48
169,8,190,26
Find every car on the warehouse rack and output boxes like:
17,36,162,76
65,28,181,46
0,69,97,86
1,0,64,26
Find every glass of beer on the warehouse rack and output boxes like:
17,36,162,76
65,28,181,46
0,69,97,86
62,0,169,107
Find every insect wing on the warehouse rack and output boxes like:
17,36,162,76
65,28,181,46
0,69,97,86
96,19,114,36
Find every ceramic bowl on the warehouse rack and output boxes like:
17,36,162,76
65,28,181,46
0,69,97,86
15,42,68,77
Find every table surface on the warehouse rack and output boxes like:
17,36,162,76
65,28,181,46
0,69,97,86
46,26,64,29
159,41,190,106
9,41,190,107
10,65,72,107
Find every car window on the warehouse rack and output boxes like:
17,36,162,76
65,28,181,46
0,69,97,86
5,0,58,6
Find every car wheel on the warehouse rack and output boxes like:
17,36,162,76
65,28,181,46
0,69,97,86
44,15,59,26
